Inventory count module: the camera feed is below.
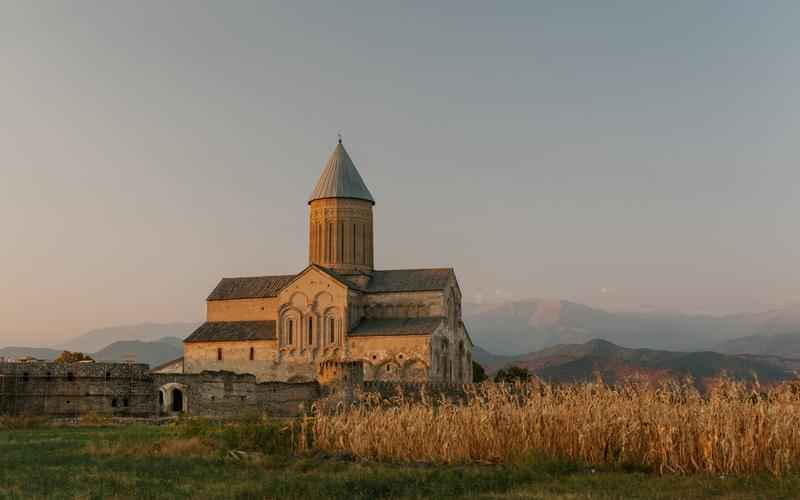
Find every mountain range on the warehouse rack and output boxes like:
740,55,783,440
474,338,796,388
465,300,800,355
0,322,196,367
3,300,800,377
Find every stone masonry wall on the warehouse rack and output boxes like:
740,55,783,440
1,360,468,419
153,371,321,418
0,362,155,417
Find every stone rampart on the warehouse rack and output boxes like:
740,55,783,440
1,360,470,419
0,361,155,417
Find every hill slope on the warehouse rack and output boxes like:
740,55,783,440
0,346,61,361
713,332,800,358
492,339,792,387
92,340,183,367
58,322,199,353
1,338,184,368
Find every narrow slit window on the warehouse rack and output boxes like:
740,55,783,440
217,348,223,361
329,317,335,343
288,319,294,345
308,317,313,345
249,347,255,361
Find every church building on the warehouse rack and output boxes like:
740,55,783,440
177,140,472,383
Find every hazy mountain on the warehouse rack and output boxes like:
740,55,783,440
713,332,800,358
1,337,183,368
93,339,182,367
464,300,800,355
471,345,514,369
0,346,61,361
59,322,199,353
156,336,185,349
491,339,792,388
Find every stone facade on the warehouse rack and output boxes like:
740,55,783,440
168,141,473,385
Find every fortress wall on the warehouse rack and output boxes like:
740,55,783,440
153,371,321,418
1,360,469,419
0,362,155,417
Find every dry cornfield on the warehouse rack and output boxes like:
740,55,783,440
308,378,800,476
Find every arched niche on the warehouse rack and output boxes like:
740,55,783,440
279,307,303,349
322,306,342,346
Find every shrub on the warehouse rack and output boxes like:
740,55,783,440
472,361,488,383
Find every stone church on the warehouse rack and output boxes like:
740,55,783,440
174,140,472,383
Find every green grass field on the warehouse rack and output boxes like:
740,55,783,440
1,424,799,500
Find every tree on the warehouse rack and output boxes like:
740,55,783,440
494,366,531,383
472,361,488,383
54,351,94,363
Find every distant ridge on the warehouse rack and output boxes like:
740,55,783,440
474,339,793,389
713,332,800,358
58,322,200,353
464,300,800,355
0,337,183,368
1,323,197,367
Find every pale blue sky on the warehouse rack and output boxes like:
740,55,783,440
1,1,799,345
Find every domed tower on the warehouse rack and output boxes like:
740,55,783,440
308,139,375,274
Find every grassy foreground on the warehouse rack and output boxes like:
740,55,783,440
1,424,800,500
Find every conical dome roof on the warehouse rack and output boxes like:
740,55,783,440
309,142,375,205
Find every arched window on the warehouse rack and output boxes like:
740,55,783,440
308,317,314,345
288,319,294,345
328,317,335,344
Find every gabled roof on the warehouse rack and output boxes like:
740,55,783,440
279,264,352,293
207,275,295,301
184,321,276,343
207,268,455,301
361,268,454,293
309,142,375,204
349,317,444,337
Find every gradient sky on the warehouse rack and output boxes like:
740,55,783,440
2,1,799,346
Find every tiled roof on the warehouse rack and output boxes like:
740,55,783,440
349,317,444,337
150,357,183,372
309,142,375,204
207,275,295,301
362,268,454,293
184,321,277,343
207,268,454,301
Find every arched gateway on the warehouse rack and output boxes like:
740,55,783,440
159,383,187,414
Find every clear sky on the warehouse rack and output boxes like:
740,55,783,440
2,1,799,346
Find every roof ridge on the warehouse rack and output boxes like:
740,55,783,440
220,273,296,281
374,267,454,272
